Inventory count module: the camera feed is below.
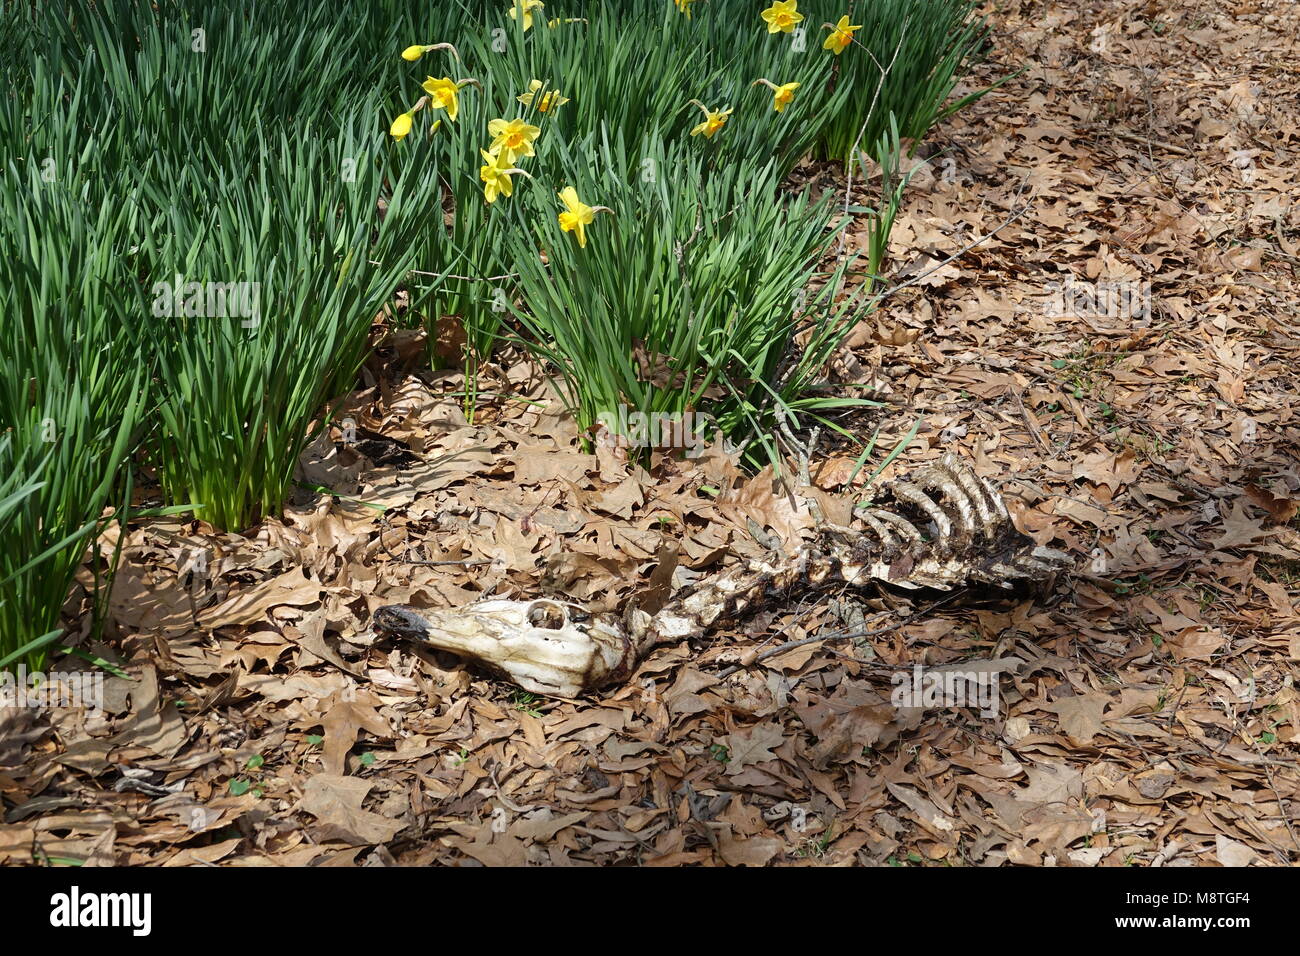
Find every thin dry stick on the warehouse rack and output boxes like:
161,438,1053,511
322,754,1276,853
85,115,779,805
1104,128,1191,157
1013,387,1051,452
1227,709,1300,857
367,260,519,283
879,174,1034,299
407,268,519,283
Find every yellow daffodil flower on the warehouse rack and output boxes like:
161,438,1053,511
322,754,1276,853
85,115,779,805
823,15,861,54
390,96,432,140
420,76,479,122
487,117,542,163
753,78,800,112
508,0,544,30
674,0,697,19
390,109,415,140
760,1,803,34
402,42,460,62
479,149,530,204
556,187,611,248
517,80,570,113
687,100,733,138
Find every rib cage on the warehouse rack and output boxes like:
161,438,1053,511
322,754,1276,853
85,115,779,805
372,453,1071,697
642,453,1070,648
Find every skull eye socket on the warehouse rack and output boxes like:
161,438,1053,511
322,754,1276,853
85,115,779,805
527,602,567,629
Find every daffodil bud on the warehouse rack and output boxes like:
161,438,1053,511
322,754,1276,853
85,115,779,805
390,110,415,140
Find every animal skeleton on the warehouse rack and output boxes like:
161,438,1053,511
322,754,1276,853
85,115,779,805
371,453,1069,697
